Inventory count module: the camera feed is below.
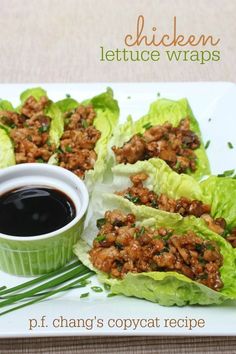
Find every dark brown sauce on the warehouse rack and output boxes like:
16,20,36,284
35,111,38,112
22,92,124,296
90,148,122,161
0,186,76,237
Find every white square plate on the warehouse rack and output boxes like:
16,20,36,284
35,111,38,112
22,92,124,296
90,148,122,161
0,82,236,337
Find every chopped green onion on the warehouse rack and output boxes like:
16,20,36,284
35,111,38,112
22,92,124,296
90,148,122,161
107,293,117,298
228,142,234,149
96,218,106,229
38,125,49,133
151,200,158,208
174,161,181,170
143,122,152,130
81,119,89,128
66,93,71,98
104,284,111,291
56,147,64,154
124,193,140,204
115,242,123,250
205,244,215,251
91,286,103,293
199,273,208,280
136,226,145,238
199,256,206,265
36,158,44,163
205,140,210,149
195,244,203,252
79,279,91,287
95,234,106,242
221,229,230,238
65,145,73,153
80,292,89,299
218,169,235,177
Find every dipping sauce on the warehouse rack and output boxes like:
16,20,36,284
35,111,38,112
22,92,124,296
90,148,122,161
0,187,76,237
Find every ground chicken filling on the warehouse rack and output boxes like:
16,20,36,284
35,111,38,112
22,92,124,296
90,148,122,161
115,173,236,248
112,118,201,174
0,96,54,163
0,99,101,178
89,210,223,291
57,105,101,178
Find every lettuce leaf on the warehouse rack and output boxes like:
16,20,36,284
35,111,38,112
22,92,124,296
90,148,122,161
200,176,236,259
0,100,16,133
55,98,79,113
86,159,206,236
74,193,236,306
0,128,15,168
0,87,64,169
200,176,236,228
19,87,64,148
101,160,236,254
45,103,64,147
0,100,15,111
19,87,47,104
109,98,210,180
0,100,16,167
56,88,119,188
111,158,203,200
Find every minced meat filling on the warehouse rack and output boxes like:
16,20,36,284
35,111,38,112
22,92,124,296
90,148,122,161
112,118,201,174
116,173,236,248
89,210,223,291
0,96,54,163
0,99,101,177
57,105,101,178
116,173,211,217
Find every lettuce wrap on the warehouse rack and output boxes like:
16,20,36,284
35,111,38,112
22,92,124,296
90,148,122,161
55,88,119,188
74,192,236,306
200,176,236,254
94,156,235,249
0,87,64,169
0,99,16,166
149,161,236,250
18,87,64,147
109,98,210,181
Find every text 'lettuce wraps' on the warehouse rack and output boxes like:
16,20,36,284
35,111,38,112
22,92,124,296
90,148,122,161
96,158,236,250
110,97,210,181
74,192,236,306
0,87,63,168
54,87,119,188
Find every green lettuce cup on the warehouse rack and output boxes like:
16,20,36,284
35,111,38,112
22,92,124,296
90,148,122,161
55,88,119,189
0,87,119,191
95,158,235,250
109,97,210,180
0,87,64,168
0,163,88,276
1,87,64,148
74,193,236,306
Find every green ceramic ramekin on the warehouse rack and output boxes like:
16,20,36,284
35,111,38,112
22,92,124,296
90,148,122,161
0,164,89,276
